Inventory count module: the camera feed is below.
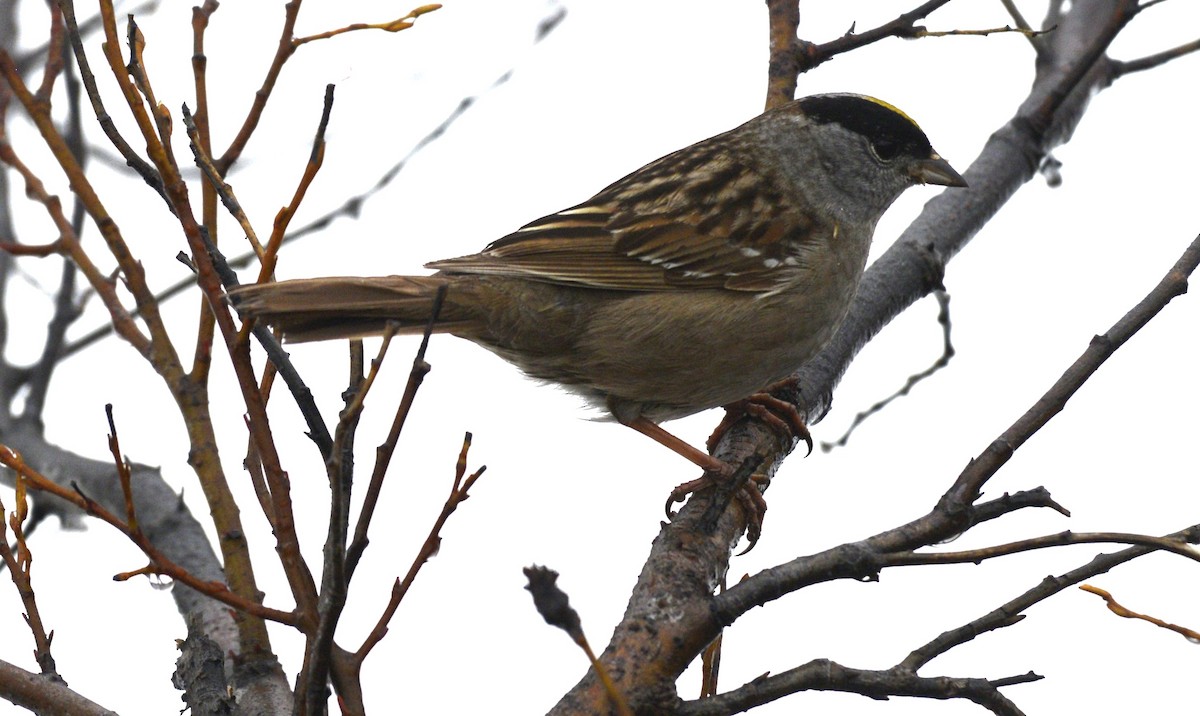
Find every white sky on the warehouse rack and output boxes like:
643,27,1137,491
3,1,1200,714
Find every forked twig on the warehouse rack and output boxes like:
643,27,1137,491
354,432,486,662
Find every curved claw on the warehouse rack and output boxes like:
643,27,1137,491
664,485,687,519
744,401,811,456
735,486,766,553
665,473,720,518
664,467,768,552
709,391,812,457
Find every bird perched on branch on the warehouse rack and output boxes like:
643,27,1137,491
232,93,965,493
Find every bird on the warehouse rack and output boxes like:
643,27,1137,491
232,93,965,483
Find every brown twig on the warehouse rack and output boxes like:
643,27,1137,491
952,228,1200,503
0,50,154,358
344,286,447,581
292,4,441,46
188,0,219,389
890,530,1200,567
104,404,137,532
0,658,117,716
0,487,58,678
763,0,800,108
916,24,1052,39
676,660,1036,716
243,412,276,528
185,99,337,458
56,0,166,201
354,433,486,662
299,340,370,716
259,83,335,284
0,445,297,625
900,522,1200,672
1079,584,1200,643
182,108,266,265
0,240,64,257
794,0,956,73
215,0,302,172
32,4,67,104
91,2,310,650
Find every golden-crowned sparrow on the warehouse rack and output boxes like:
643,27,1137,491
233,94,965,472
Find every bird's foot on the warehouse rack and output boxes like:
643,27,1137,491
706,381,812,456
665,469,768,547
618,413,768,548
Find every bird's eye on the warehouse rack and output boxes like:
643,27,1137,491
870,137,903,161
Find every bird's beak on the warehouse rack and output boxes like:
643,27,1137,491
911,154,967,187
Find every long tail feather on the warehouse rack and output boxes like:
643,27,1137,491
230,276,470,342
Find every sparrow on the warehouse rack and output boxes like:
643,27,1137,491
232,93,966,480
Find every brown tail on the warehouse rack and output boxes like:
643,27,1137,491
230,275,472,342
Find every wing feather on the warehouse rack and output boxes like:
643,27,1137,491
426,129,833,293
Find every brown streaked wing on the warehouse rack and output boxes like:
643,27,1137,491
426,201,675,290
426,132,828,293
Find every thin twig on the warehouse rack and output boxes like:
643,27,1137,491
890,530,1200,567
1111,36,1200,76
300,340,367,715
344,286,446,581
0,445,297,625
104,404,138,532
916,25,1052,39
215,0,302,172
822,290,953,451
257,83,335,283
56,0,166,201
0,50,155,357
0,487,59,678
900,522,1200,671
183,104,335,458
292,4,440,46
953,229,1200,501
794,0,956,73
1079,584,1200,642
676,659,1034,716
354,433,485,661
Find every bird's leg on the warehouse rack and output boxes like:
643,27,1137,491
706,379,812,456
619,415,768,546
620,416,732,476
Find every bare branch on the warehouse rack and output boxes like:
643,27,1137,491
0,658,117,716
899,522,1200,671
676,659,1035,716
794,0,956,74
890,530,1200,567
1111,36,1200,76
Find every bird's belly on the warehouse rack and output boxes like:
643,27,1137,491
574,287,852,422
462,276,857,424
